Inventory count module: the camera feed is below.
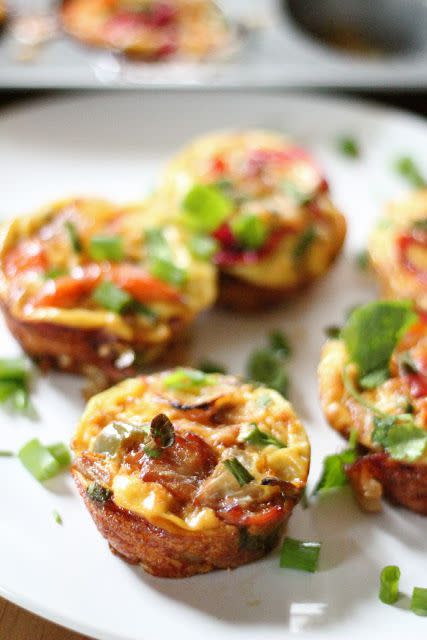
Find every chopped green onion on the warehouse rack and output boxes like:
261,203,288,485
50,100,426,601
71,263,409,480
230,213,268,250
53,510,63,525
282,180,314,206
411,587,427,616
89,235,124,262
359,368,390,390
247,348,288,398
280,537,321,572
379,566,400,604
223,457,254,486
293,226,317,260
244,425,285,448
92,281,132,313
325,325,341,339
149,257,187,286
44,267,68,280
163,368,213,391
197,359,227,374
182,184,233,233
0,450,14,457
18,439,63,482
269,330,292,358
87,481,111,504
189,235,219,260
356,249,369,270
0,357,32,414
314,430,358,494
46,442,72,467
395,156,426,188
65,221,82,253
337,136,360,158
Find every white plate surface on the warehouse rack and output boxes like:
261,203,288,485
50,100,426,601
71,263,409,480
0,92,426,640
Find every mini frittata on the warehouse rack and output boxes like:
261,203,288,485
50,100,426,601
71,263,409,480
0,198,216,386
72,368,310,577
61,0,230,60
369,189,427,312
318,301,427,515
156,130,347,310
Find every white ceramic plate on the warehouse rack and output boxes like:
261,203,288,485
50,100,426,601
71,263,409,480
0,92,426,640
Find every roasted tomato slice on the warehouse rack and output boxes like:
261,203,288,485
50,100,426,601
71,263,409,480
5,239,47,278
139,432,217,503
397,226,427,283
217,501,285,528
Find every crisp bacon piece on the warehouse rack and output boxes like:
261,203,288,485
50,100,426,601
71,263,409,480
218,501,286,528
139,432,217,503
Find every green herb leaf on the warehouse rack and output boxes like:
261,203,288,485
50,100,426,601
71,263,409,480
223,457,254,486
87,481,112,504
395,156,426,188
341,301,418,377
373,419,427,463
92,281,132,313
337,136,360,158
293,226,317,260
379,566,400,605
89,235,124,262
65,221,82,253
230,213,268,250
189,235,219,260
282,180,314,206
243,425,285,448
247,348,288,398
314,430,358,494
197,359,227,374
163,368,214,391
280,537,321,572
359,368,390,389
182,184,233,233
149,257,187,286
269,330,292,358
411,587,427,616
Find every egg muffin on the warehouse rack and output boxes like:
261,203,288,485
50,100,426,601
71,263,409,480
0,198,216,386
156,130,347,311
60,0,230,60
318,300,427,515
72,368,310,577
369,190,427,312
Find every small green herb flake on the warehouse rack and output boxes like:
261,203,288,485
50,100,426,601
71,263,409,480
247,348,289,398
280,537,321,572
92,281,133,314
182,184,233,233
411,587,427,616
44,267,68,280
341,300,418,378
53,510,63,525
65,221,82,253
373,418,427,463
395,156,426,188
230,213,268,250
293,226,317,260
379,565,400,605
269,330,291,358
324,325,341,339
189,235,219,260
356,249,369,271
197,359,227,375
223,457,254,487
337,136,360,159
89,235,124,262
163,368,213,391
244,425,285,449
87,481,111,504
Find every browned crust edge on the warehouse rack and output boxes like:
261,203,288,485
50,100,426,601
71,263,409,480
1,302,187,384
346,453,427,516
72,470,295,578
